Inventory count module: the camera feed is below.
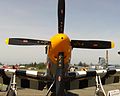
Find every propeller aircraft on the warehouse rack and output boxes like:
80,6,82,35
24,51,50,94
1,0,120,96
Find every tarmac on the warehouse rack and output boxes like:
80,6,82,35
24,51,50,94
0,82,120,96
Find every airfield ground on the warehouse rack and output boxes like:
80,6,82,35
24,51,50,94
0,83,120,96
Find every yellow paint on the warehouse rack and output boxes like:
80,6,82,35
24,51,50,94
5,38,9,45
48,33,72,64
111,41,115,48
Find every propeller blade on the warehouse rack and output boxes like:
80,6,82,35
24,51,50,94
5,38,50,45
58,0,65,33
71,40,115,49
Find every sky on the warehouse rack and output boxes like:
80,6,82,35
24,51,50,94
0,0,120,65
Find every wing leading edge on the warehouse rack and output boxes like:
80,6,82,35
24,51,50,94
0,68,51,90
65,69,120,90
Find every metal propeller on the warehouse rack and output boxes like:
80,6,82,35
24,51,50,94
58,0,65,33
71,40,115,49
5,38,50,46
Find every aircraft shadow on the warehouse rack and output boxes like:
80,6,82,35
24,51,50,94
66,92,79,96
50,92,79,96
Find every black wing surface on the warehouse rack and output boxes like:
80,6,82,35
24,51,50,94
0,68,51,90
0,68,120,90
64,68,120,90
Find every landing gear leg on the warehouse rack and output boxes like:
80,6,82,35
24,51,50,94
46,80,55,96
95,75,106,96
6,73,17,96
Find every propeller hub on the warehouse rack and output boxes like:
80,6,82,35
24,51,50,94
48,33,71,64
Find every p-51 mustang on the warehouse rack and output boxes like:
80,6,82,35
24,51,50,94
1,0,120,96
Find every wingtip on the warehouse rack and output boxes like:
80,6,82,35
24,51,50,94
5,38,9,45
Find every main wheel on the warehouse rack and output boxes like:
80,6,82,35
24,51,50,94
7,89,16,96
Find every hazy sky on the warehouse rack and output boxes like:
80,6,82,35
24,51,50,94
0,0,120,65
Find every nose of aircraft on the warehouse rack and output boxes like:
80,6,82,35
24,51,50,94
48,33,71,64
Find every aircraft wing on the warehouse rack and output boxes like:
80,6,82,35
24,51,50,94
0,68,120,91
65,68,120,90
0,68,51,90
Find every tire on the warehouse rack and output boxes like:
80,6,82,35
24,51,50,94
7,90,16,96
